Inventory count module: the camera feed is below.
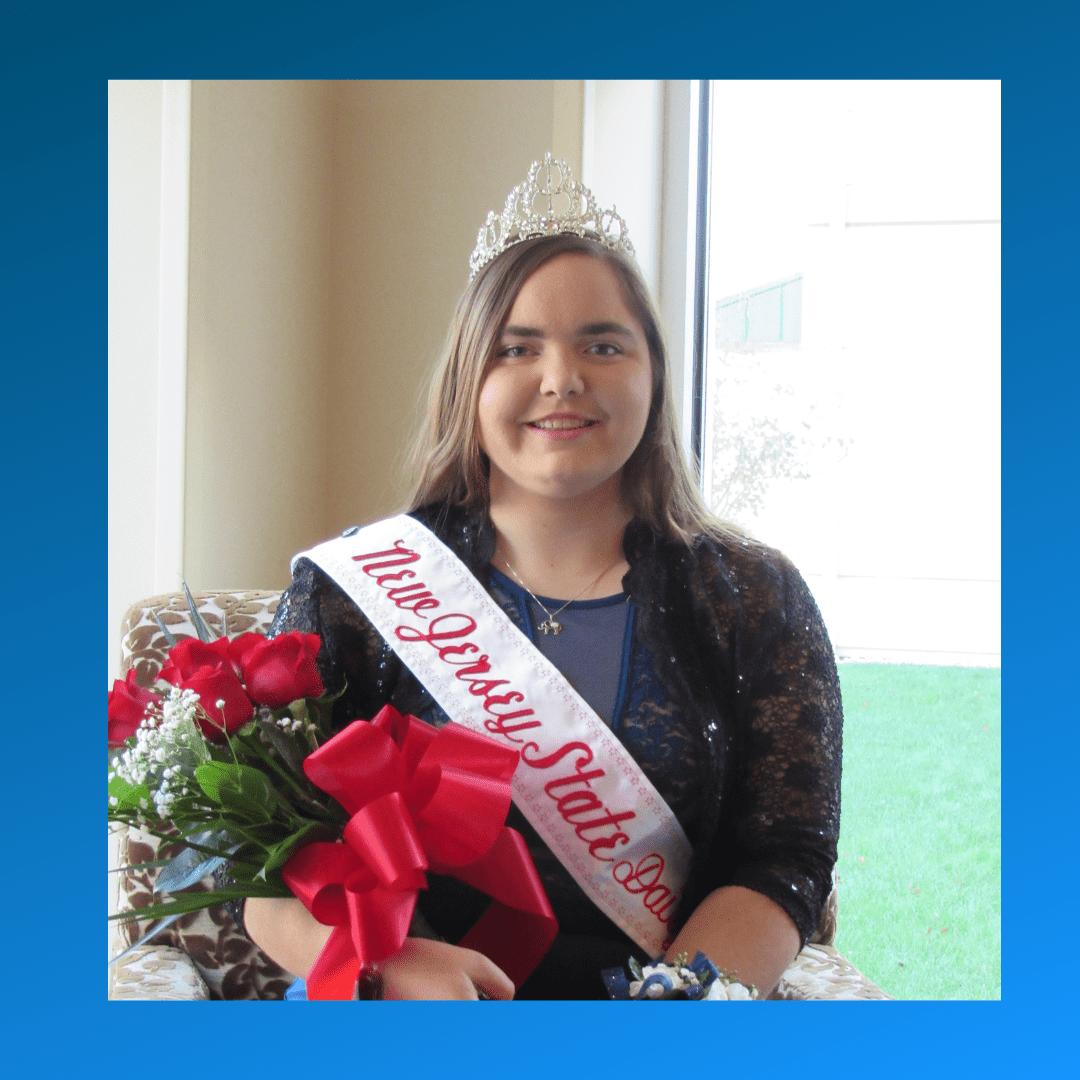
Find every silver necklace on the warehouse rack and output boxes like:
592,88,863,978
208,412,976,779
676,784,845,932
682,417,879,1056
499,552,622,636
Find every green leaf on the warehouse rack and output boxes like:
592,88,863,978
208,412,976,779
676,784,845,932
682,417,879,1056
108,858,171,875
239,725,335,816
108,774,151,814
234,718,258,738
182,581,216,642
259,820,324,879
151,608,178,649
322,678,348,705
306,697,332,732
156,846,230,894
108,912,185,968
193,834,264,868
199,818,280,852
175,823,245,850
108,883,291,924
225,862,260,884
195,761,276,820
256,715,306,777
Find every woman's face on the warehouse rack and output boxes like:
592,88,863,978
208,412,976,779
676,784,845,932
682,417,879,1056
477,253,654,506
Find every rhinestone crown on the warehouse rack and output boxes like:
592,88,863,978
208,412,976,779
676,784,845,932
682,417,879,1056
469,153,635,280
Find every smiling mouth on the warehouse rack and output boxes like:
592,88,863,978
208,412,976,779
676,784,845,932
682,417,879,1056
527,417,598,431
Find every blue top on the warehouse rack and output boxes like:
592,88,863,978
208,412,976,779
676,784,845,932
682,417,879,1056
486,566,634,728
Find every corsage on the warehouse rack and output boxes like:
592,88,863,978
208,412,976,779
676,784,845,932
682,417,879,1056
602,952,759,1000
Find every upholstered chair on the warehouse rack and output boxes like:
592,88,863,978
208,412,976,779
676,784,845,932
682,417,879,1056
108,590,892,1001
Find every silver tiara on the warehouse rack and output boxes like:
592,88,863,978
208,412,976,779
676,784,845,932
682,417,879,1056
469,152,636,280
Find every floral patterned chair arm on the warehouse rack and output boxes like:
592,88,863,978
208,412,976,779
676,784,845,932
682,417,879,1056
772,942,891,1000
109,590,892,1001
770,878,891,999
109,590,294,1001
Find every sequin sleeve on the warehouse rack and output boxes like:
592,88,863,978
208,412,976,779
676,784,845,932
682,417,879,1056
697,543,843,945
267,555,402,730
625,524,843,949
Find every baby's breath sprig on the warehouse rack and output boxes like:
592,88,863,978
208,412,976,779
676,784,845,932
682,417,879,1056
112,686,213,820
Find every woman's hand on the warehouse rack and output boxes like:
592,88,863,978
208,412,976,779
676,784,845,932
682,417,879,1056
381,938,515,1000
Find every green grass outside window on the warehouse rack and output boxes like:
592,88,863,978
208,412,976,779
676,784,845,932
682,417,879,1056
832,664,1001,1000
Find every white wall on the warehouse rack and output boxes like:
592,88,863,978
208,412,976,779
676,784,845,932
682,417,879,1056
583,81,665,298
108,80,189,680
584,80,700,461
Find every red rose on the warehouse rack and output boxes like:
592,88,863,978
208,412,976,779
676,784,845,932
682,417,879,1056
108,669,162,747
231,631,324,708
159,637,254,738
226,632,265,678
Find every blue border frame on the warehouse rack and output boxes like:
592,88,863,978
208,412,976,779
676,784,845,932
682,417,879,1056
6,0,1070,1073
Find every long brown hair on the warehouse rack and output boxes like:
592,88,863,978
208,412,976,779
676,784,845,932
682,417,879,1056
405,233,743,546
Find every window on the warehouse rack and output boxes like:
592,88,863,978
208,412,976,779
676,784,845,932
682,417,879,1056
716,275,802,345
696,81,1000,665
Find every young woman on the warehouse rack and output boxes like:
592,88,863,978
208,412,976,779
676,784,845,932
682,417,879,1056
241,156,842,1000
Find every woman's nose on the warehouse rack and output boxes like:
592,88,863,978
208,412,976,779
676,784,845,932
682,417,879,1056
538,346,584,397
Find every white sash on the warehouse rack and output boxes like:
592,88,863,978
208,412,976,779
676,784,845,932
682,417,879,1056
293,514,692,955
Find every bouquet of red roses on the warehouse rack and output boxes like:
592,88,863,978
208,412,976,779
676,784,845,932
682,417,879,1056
108,593,558,996
108,597,348,949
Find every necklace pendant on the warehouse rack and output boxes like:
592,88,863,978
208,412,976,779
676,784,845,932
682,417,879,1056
539,618,563,636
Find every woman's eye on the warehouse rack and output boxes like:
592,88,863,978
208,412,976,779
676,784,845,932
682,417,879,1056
587,342,621,357
497,344,529,359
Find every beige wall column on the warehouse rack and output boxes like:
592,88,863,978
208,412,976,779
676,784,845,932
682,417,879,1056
184,80,334,592
324,80,580,533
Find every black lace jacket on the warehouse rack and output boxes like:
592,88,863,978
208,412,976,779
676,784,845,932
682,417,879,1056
268,503,842,952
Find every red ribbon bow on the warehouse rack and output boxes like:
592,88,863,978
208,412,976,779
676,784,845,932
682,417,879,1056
282,704,558,999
